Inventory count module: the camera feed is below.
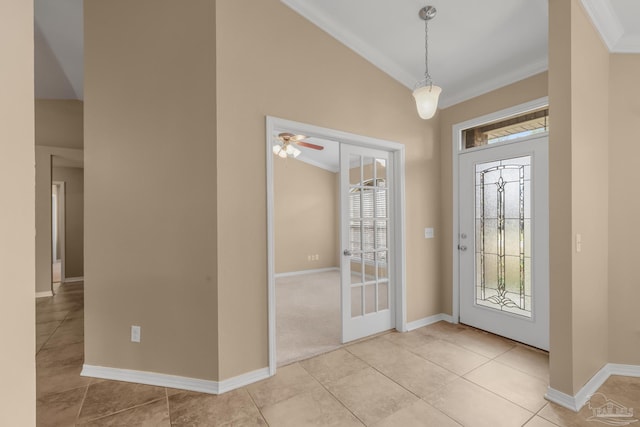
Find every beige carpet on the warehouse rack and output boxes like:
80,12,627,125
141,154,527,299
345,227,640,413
276,270,341,366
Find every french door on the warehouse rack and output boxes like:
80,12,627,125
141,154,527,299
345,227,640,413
340,144,394,343
458,135,549,350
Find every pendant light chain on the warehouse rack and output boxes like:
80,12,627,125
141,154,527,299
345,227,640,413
424,15,432,87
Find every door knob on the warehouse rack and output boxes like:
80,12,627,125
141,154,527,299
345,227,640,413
458,245,467,251
343,249,353,256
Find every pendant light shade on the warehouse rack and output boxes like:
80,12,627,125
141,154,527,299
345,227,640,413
413,84,442,120
414,6,441,120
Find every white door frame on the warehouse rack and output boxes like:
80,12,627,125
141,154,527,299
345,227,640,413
452,97,548,323
52,180,66,285
266,116,406,376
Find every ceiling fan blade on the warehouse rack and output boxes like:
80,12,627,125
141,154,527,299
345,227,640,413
295,140,324,150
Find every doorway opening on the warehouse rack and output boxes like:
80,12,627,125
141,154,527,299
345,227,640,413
266,116,406,375
273,136,341,366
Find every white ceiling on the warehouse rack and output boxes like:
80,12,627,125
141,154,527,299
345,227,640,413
34,0,640,107
35,0,83,99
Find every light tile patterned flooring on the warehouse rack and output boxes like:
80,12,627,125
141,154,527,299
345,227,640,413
37,283,639,426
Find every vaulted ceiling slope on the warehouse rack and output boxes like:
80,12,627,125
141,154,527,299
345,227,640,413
34,0,640,104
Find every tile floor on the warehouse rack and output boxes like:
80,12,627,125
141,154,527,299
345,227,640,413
37,283,639,426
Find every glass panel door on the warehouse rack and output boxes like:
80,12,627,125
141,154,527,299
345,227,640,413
459,136,549,350
341,144,393,343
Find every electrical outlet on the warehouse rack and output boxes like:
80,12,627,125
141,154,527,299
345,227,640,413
131,325,141,343
424,228,435,239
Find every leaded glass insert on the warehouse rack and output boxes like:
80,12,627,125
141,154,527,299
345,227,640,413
475,156,532,317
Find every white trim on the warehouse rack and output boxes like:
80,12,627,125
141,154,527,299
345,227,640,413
394,148,407,333
266,116,406,376
52,180,66,286
615,36,640,53
218,367,271,394
406,313,454,331
81,365,270,395
63,276,84,283
36,290,54,298
275,267,339,278
451,97,549,325
280,0,416,91
438,58,548,109
579,0,624,52
609,363,640,377
545,363,640,412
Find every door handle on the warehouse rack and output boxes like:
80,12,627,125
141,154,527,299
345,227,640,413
343,249,352,256
458,245,467,251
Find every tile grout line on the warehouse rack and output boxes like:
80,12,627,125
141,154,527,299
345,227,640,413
74,383,91,425
296,361,368,426
245,383,272,426
77,396,168,424
164,387,170,424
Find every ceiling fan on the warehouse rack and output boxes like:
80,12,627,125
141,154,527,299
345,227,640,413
273,132,324,158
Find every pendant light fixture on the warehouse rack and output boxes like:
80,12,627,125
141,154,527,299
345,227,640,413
413,6,441,120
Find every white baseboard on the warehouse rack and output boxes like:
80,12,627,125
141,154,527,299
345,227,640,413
35,290,53,298
81,364,271,395
406,313,454,331
64,276,84,283
275,267,339,278
545,363,640,412
218,367,271,394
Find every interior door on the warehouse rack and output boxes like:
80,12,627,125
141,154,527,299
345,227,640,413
340,144,394,343
459,135,549,350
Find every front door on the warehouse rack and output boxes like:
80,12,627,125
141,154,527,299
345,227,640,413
459,135,549,350
340,144,394,343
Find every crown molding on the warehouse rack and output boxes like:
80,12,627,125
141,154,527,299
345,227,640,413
614,35,640,53
280,0,415,90
579,0,624,51
439,57,548,109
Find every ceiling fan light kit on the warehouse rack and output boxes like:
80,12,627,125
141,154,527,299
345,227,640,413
273,132,324,159
413,5,442,120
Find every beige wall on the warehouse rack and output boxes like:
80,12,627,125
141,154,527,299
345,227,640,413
0,0,36,422
548,0,610,394
52,167,84,278
274,159,339,273
35,99,84,149
216,0,440,379
608,54,640,365
548,0,574,395
84,0,219,380
438,73,548,314
567,0,609,393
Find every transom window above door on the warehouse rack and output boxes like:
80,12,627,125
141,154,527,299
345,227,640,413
462,108,549,150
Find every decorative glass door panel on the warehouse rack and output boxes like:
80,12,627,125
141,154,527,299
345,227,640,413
475,156,531,317
341,144,393,342
459,136,549,350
